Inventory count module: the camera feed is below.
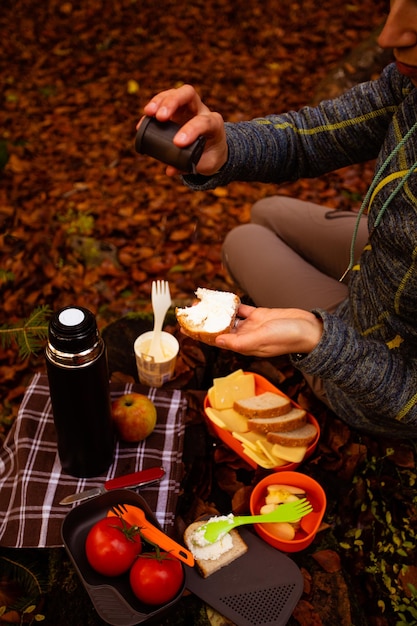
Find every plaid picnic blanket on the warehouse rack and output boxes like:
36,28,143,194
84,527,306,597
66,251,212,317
0,372,187,548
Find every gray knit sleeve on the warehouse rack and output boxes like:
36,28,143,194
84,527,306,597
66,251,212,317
291,308,417,437
182,63,406,191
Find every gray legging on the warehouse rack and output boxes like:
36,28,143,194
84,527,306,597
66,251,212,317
222,195,369,313
222,195,369,405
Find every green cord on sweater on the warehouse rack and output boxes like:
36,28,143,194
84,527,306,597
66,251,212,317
340,119,417,281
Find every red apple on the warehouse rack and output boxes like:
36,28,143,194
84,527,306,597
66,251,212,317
111,393,157,442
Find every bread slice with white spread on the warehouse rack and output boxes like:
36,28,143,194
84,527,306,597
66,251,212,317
183,518,248,578
176,288,240,346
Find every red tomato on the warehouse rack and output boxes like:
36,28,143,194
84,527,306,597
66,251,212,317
85,517,142,577
129,552,184,605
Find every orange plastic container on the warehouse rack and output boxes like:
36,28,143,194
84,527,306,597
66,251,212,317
203,372,320,471
250,471,326,552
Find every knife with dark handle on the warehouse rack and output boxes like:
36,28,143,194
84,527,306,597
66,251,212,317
59,466,165,505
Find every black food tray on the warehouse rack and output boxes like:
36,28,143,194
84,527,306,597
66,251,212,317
185,526,303,626
61,489,185,626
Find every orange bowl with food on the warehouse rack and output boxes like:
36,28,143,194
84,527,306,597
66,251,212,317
249,471,326,552
203,371,320,471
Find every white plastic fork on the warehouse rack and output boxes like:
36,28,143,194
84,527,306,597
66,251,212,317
148,280,172,361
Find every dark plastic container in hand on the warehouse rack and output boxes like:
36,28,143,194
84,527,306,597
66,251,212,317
135,116,206,173
45,306,115,478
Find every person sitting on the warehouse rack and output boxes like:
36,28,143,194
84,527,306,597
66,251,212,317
140,0,417,439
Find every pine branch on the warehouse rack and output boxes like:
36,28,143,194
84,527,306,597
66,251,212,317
0,305,52,359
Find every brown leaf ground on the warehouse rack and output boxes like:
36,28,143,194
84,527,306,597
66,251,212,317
0,0,388,423
2,2,417,625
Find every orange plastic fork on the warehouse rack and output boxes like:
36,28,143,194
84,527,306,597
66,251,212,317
107,503,194,567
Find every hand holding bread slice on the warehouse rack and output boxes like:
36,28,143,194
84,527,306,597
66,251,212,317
176,287,240,345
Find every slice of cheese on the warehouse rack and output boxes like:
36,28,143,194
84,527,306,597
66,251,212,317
205,407,249,433
241,445,275,469
212,371,255,409
212,369,243,398
271,443,308,463
256,438,287,467
214,369,244,382
232,430,263,452
234,432,287,467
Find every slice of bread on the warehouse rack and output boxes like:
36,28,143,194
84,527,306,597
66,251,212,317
267,422,318,447
176,288,240,346
247,407,307,434
183,520,248,578
233,391,291,418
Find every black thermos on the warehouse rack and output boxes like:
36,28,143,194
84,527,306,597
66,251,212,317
45,306,114,478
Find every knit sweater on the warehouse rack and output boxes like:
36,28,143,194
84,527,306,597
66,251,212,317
183,63,417,438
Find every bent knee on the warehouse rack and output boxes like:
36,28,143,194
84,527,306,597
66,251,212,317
223,223,254,260
251,195,293,225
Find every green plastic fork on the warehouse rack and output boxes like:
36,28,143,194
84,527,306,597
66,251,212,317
200,498,313,543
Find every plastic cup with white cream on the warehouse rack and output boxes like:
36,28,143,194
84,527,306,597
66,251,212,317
134,331,179,387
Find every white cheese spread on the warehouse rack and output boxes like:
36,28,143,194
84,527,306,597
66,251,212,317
179,289,236,333
189,515,234,561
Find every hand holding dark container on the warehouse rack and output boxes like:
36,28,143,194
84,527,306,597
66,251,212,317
135,116,206,173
